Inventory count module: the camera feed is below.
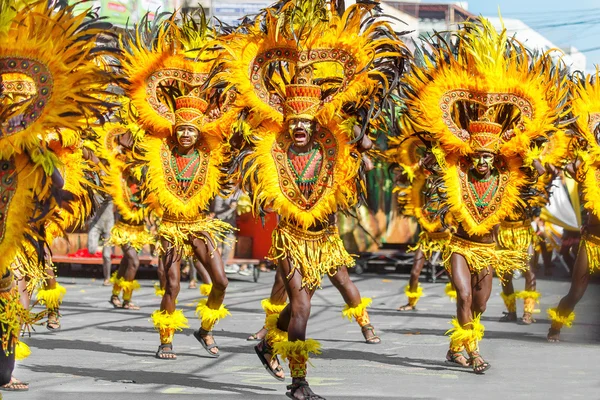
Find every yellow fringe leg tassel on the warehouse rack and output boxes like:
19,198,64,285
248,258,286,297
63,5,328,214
195,299,231,332
547,308,575,331
110,271,122,296
445,282,457,301
262,298,287,334
500,292,517,313
273,339,322,379
151,309,189,345
154,282,165,297
446,314,485,356
404,285,423,308
342,297,372,327
516,290,541,314
200,283,213,297
265,313,288,347
121,280,141,302
37,282,67,311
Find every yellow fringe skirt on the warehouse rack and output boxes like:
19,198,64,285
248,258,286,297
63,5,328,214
268,222,354,290
582,233,600,273
442,235,529,281
157,214,234,258
108,220,155,252
497,219,536,253
408,230,451,259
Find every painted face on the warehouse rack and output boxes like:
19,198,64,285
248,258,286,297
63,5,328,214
470,151,495,175
288,118,314,148
175,125,199,149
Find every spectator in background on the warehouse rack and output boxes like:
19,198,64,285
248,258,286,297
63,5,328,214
87,195,115,285
211,191,244,274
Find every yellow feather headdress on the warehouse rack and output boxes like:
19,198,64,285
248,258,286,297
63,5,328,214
0,1,116,159
401,17,569,157
222,1,408,133
120,10,235,139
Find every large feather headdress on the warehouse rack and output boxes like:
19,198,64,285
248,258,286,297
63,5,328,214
400,17,569,157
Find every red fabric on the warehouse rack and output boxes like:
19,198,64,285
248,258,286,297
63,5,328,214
67,249,121,259
236,212,278,259
68,249,102,258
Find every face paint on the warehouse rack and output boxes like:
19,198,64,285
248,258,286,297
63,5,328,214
471,153,494,169
175,125,199,149
288,118,314,148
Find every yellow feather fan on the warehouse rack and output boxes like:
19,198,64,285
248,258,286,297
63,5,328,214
0,1,115,159
0,154,47,278
569,68,600,217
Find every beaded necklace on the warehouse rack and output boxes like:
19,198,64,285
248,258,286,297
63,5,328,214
171,149,200,187
288,144,322,197
468,170,499,209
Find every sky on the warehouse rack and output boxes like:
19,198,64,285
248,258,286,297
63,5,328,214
428,0,600,70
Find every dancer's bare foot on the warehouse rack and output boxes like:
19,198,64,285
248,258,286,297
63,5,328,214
521,312,535,325
361,324,381,344
397,303,415,311
0,376,28,391
247,326,268,341
499,312,517,322
547,327,560,343
445,349,469,367
255,339,285,380
286,378,325,399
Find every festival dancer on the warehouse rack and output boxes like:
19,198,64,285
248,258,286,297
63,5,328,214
96,122,155,310
0,0,118,389
248,235,381,345
389,137,453,311
498,133,568,325
119,11,238,359
225,2,406,397
399,18,567,373
547,69,600,342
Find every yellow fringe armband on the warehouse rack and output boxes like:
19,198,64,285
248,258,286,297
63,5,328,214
341,297,372,321
14,341,30,361
195,299,231,331
500,292,517,313
199,283,213,297
36,283,67,310
151,309,189,331
261,298,287,315
265,313,288,345
269,222,354,290
547,308,575,328
583,233,600,273
442,236,529,281
444,282,457,301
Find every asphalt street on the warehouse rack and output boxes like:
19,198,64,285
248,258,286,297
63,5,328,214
10,267,600,400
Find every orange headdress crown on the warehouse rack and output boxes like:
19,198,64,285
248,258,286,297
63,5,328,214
174,95,208,131
468,121,503,154
283,84,322,121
